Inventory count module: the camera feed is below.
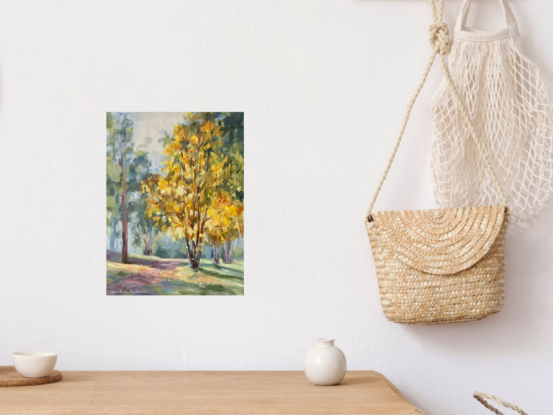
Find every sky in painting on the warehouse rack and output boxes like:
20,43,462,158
111,112,184,172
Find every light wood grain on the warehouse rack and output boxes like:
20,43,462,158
0,366,62,387
0,371,424,415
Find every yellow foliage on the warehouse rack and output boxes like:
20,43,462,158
141,113,243,261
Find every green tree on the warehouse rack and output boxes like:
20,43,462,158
128,151,155,255
106,113,120,252
106,112,135,263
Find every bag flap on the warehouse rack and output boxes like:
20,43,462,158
367,205,506,275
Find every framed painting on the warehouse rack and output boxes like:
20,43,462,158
106,112,244,295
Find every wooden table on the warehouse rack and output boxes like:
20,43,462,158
0,371,424,415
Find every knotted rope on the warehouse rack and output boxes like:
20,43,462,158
429,22,451,54
474,392,529,415
366,0,507,221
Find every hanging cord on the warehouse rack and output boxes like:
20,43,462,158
366,0,508,222
473,392,529,415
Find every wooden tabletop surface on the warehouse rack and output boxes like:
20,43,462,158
0,371,424,415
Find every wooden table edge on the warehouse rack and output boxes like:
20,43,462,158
0,370,426,415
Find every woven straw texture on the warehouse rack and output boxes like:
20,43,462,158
365,0,509,325
430,0,553,223
366,206,508,324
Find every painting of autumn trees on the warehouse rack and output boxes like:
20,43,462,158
106,112,244,295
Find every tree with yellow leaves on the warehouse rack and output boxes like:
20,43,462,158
142,113,225,268
204,112,244,264
206,194,243,264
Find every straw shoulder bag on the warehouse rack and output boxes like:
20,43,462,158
365,0,509,325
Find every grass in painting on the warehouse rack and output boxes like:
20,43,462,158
106,112,244,295
107,251,244,296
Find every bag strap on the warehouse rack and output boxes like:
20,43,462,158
473,392,529,415
453,0,522,46
366,0,508,222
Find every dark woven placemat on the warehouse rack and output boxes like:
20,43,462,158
0,366,62,387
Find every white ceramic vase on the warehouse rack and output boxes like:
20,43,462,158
304,338,347,386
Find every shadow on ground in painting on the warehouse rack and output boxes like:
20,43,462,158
106,250,244,295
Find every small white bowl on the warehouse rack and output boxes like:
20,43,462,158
12,352,57,378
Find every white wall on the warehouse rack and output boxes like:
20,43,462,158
1,0,552,413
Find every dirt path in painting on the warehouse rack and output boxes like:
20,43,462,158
107,258,186,295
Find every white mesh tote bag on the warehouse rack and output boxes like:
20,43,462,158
429,0,553,222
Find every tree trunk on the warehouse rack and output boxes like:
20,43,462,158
213,240,220,265
194,248,202,266
142,236,150,256
120,144,129,264
150,229,155,254
188,251,200,268
109,217,117,251
222,242,228,263
186,228,204,269
186,240,200,268
142,228,155,256
222,238,233,264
